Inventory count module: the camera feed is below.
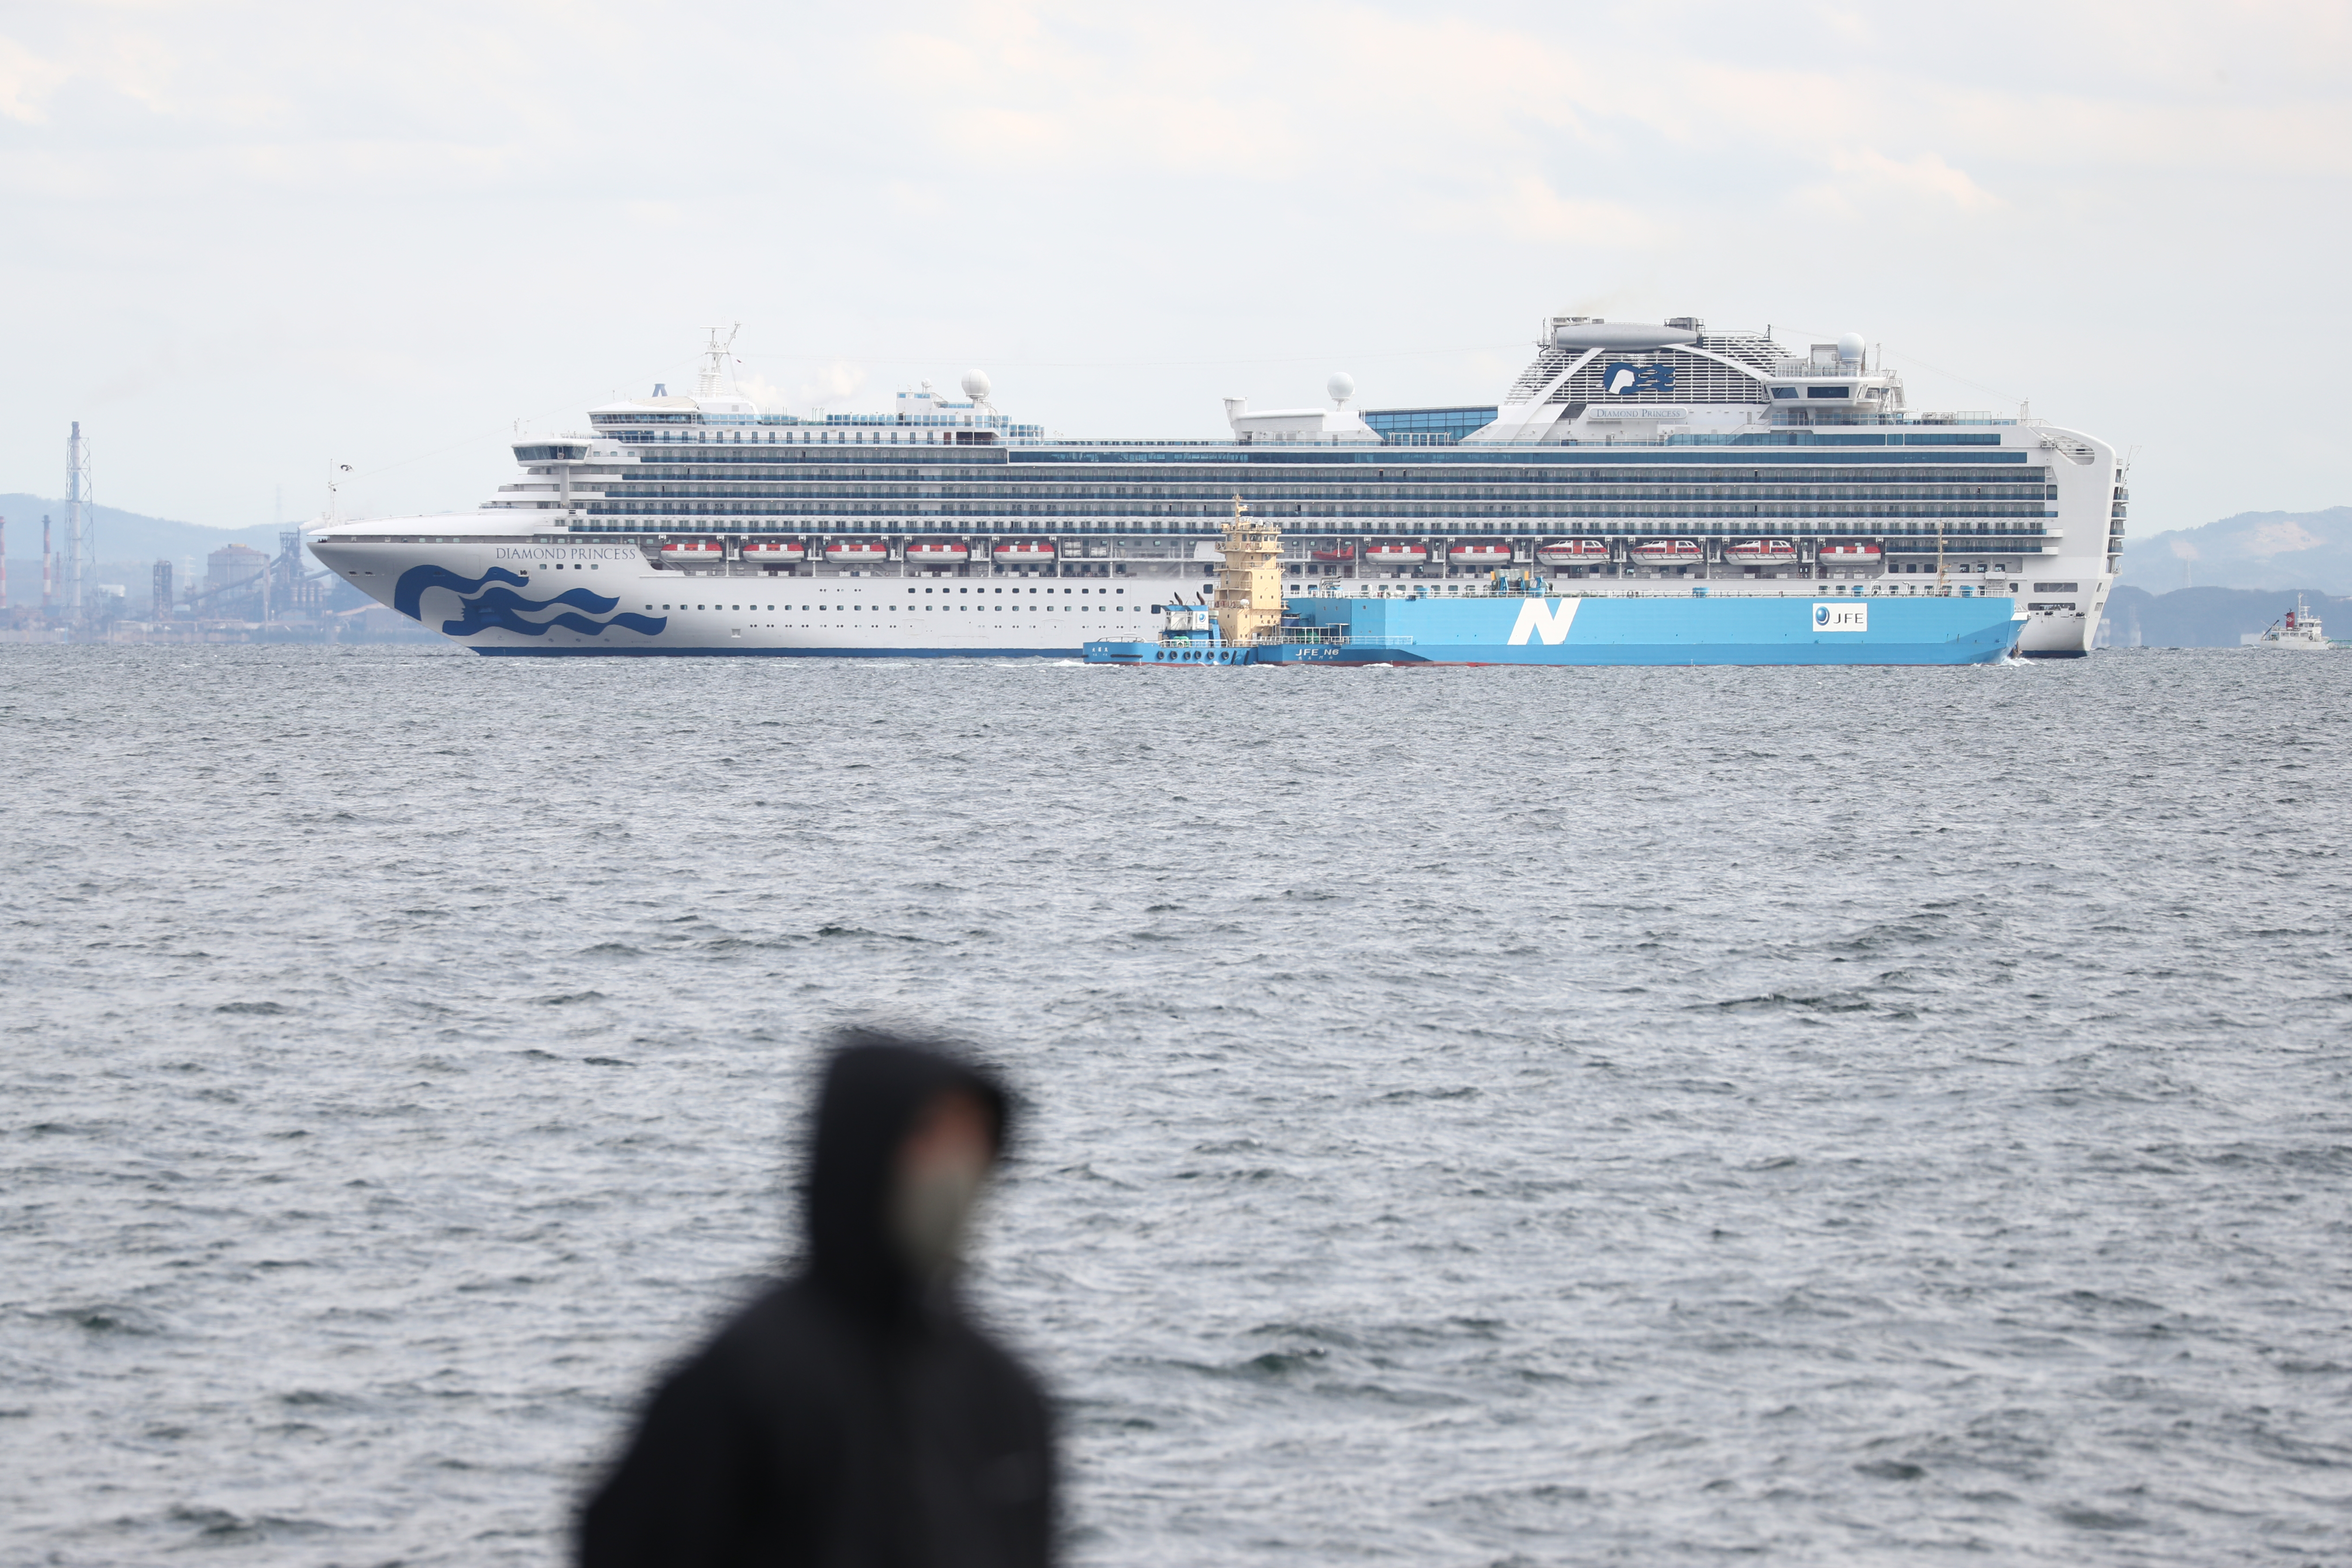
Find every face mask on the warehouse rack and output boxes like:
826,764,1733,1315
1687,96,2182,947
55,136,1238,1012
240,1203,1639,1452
890,1156,986,1280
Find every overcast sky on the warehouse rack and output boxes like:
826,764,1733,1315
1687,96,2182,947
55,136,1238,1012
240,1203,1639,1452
3,1,2345,536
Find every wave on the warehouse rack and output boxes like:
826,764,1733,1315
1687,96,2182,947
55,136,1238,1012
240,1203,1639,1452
393,564,526,619
392,564,667,639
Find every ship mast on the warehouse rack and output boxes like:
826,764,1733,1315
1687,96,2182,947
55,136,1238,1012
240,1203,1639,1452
697,324,741,400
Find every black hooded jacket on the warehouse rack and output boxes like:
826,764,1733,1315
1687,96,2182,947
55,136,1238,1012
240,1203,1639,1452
578,1038,1055,1568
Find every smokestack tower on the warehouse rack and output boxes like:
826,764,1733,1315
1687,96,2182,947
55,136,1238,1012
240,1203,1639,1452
65,422,90,616
1,516,8,611
43,516,53,609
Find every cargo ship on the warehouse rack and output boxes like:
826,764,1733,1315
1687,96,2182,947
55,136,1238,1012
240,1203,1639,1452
1084,501,2027,668
307,315,2120,657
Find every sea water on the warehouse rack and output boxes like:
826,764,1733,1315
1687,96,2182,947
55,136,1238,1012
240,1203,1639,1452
3,646,2347,1565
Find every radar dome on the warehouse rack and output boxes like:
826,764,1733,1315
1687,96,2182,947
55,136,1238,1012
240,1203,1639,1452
1836,333,1866,364
961,368,992,400
1327,371,1356,405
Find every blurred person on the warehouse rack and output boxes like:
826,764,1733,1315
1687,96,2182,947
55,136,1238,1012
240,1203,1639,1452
578,1031,1054,1568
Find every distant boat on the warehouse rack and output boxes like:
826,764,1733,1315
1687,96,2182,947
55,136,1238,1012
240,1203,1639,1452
2243,594,2336,651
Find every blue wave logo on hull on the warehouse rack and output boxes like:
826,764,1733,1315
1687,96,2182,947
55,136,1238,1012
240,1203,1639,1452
392,564,666,640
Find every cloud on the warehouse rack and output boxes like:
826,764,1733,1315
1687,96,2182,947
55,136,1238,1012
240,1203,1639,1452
1838,149,2001,211
1479,174,1670,246
738,364,868,414
0,34,68,123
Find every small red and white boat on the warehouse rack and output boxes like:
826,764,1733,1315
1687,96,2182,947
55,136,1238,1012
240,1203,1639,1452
741,539,806,566
1446,542,1514,567
1818,542,1883,564
992,541,1057,566
905,540,971,565
1725,539,1798,564
1536,539,1610,565
659,539,725,567
1630,539,1702,563
1363,543,1429,567
1311,544,1356,562
824,540,891,565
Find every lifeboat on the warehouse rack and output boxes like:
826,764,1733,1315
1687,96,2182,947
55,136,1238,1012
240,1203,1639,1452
824,540,891,565
659,539,725,567
1818,542,1883,564
1725,539,1798,564
741,539,806,566
1446,542,1514,567
1630,539,1703,563
1311,544,1356,562
1536,539,1610,565
992,541,1057,566
1363,543,1429,567
905,539,971,565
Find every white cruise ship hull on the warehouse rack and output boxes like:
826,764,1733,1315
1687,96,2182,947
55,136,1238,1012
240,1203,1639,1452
310,529,1158,655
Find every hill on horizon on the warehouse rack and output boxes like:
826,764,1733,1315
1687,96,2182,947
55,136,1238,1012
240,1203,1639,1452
0,493,286,566
2117,506,2352,595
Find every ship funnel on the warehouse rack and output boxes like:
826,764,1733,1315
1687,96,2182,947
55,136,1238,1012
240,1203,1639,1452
1551,320,1700,352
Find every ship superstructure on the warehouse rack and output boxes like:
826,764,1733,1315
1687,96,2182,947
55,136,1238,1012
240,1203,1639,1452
308,316,2125,657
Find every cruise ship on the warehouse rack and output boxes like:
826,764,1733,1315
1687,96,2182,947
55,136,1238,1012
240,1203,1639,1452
308,316,2126,658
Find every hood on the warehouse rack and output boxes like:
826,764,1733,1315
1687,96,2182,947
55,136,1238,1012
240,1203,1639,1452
802,1030,1012,1317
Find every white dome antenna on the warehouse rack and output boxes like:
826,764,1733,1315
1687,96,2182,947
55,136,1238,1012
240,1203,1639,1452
1836,332,1866,365
961,368,993,406
1327,371,1355,407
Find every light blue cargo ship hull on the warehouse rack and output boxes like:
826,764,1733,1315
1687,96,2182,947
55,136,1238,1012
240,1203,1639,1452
1085,593,2027,668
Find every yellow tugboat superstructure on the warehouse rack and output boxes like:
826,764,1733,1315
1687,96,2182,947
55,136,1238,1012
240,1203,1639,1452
1212,495,1284,648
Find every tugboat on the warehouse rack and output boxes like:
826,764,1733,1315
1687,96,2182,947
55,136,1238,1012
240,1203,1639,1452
2249,595,2336,651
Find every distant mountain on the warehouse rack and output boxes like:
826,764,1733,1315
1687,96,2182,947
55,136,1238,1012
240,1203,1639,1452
2101,585,2346,648
0,493,292,604
2117,506,2352,594
0,493,285,567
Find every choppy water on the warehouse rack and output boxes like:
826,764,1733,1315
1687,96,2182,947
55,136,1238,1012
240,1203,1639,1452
4,645,2350,1566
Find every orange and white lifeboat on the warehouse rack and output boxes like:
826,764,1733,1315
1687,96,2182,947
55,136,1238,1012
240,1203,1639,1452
1631,538,1703,563
1818,542,1883,564
1536,539,1610,565
992,541,1057,566
1446,542,1514,567
659,539,725,567
1363,543,1428,567
742,539,806,566
825,540,891,565
1725,539,1798,564
905,539,971,566
1311,544,1356,563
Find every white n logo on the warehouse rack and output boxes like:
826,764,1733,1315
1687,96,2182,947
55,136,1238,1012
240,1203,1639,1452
1508,598,1578,645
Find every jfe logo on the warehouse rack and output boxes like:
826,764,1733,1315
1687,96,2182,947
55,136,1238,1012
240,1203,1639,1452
1602,363,1674,395
1813,603,1868,632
